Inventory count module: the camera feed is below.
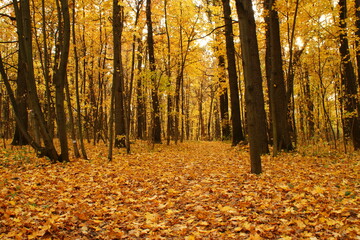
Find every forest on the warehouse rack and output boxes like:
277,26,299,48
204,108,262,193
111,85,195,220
0,0,359,239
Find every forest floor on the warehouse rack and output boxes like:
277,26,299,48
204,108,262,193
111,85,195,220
0,140,359,239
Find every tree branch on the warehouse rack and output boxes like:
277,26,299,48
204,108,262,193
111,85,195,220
192,20,238,41
0,13,16,21
0,40,18,44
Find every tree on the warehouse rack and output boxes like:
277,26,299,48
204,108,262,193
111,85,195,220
65,76,80,158
235,0,268,174
217,54,231,141
113,0,127,149
356,0,360,88
3,0,59,162
146,0,162,143
39,0,55,139
0,8,25,144
128,0,145,145
284,0,300,143
53,0,71,162
163,0,173,144
11,17,28,146
338,0,360,150
221,0,245,146
0,53,43,153
1,0,359,157
203,0,231,141
136,39,147,140
171,2,201,143
71,0,88,159
264,0,293,152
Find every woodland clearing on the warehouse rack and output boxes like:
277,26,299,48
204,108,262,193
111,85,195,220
0,141,359,239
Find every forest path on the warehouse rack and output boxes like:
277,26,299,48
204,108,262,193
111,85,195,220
0,141,359,239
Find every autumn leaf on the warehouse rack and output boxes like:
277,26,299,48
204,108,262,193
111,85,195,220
218,205,239,214
0,141,359,239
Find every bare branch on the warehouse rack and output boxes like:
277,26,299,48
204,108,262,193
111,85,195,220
0,40,18,44
0,13,16,21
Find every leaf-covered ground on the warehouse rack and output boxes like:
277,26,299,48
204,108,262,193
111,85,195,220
0,141,359,239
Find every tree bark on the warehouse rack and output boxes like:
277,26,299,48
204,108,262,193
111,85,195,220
303,67,315,139
208,85,215,140
126,0,144,151
65,77,80,158
11,38,28,146
214,101,221,140
108,59,116,161
218,54,231,140
0,54,49,157
53,0,71,162
164,0,174,145
13,0,59,162
136,39,146,140
285,0,300,147
339,0,360,150
264,0,293,152
146,0,162,143
72,0,88,159
355,0,360,88
236,0,269,173
41,0,55,139
113,0,126,148
206,0,231,141
221,0,245,146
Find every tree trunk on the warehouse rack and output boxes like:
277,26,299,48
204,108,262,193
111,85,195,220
355,0,360,88
174,16,184,144
108,60,116,161
174,72,182,144
214,101,221,140
264,0,293,152
208,0,231,141
0,54,50,157
198,81,206,139
113,0,126,148
41,0,55,139
285,0,300,144
65,77,80,158
182,80,187,141
146,0,162,143
164,0,173,145
72,0,88,159
53,0,71,162
11,40,28,146
126,0,143,151
339,0,360,150
221,0,245,146
13,0,59,162
208,85,215,140
136,39,146,140
236,0,269,173
303,67,315,139
218,54,231,140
